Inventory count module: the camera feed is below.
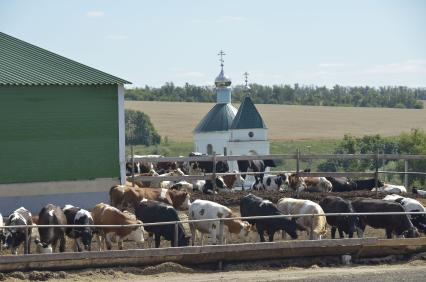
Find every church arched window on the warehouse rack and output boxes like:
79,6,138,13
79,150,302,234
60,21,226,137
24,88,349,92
207,144,213,155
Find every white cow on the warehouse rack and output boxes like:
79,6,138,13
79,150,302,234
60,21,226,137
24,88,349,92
413,188,426,196
188,199,255,245
277,198,327,240
372,184,407,194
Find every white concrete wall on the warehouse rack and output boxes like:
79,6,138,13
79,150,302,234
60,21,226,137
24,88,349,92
194,131,231,155
0,178,118,214
230,128,268,141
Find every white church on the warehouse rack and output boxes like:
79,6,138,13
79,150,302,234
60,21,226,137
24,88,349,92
193,51,270,170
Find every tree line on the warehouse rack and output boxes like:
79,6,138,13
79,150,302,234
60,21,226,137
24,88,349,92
125,83,425,109
318,129,426,187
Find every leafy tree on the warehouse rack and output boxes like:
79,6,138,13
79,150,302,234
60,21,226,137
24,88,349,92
125,109,161,146
125,83,425,109
397,129,426,186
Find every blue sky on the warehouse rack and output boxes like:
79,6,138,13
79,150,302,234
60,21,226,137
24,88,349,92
1,0,425,87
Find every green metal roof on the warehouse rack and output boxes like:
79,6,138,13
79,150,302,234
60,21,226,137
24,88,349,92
0,32,130,86
194,103,238,133
230,96,267,129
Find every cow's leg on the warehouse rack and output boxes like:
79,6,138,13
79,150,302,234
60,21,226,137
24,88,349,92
147,233,154,248
96,234,103,251
155,234,161,248
118,239,124,250
190,223,196,246
59,235,66,253
331,226,337,239
52,242,57,253
105,233,113,250
75,237,83,252
27,236,32,254
268,230,274,242
281,230,287,240
356,220,366,238
338,229,344,239
348,229,354,238
258,229,266,242
386,229,393,239
200,233,204,246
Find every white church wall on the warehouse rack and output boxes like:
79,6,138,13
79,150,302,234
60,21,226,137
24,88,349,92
193,131,231,155
230,128,268,142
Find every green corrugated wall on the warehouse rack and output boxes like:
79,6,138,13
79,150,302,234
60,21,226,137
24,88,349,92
0,85,120,184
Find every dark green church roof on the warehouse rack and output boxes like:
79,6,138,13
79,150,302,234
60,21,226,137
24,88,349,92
194,103,237,133
230,96,267,129
0,32,130,86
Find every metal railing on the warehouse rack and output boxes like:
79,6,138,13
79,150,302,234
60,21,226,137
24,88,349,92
128,152,426,195
2,211,425,254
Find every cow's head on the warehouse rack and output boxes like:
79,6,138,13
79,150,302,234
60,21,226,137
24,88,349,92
288,174,307,195
237,221,258,242
169,191,191,210
283,218,299,240
35,238,53,254
404,227,420,238
125,222,145,246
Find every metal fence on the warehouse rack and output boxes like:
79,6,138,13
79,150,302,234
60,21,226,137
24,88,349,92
2,211,426,255
129,152,426,195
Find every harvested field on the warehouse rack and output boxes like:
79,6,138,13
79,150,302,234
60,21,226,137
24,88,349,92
125,101,426,141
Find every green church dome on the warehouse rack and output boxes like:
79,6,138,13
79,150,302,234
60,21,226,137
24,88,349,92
194,103,237,133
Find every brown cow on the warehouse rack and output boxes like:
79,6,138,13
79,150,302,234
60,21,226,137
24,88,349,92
288,174,332,196
91,203,145,250
222,171,245,189
120,187,191,211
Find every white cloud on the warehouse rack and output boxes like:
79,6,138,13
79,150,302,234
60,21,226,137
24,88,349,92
361,59,426,75
105,34,128,40
86,11,104,17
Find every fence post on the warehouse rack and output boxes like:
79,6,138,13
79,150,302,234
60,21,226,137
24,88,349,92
174,221,179,247
131,145,135,187
309,214,314,240
296,148,300,174
375,150,379,197
24,226,29,254
218,219,224,245
212,152,217,201
404,160,409,189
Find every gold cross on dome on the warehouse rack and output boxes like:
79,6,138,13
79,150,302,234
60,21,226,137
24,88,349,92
218,50,226,68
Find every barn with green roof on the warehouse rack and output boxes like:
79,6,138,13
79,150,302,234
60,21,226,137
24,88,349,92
0,32,130,213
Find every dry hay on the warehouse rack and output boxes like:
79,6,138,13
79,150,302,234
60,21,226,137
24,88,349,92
125,101,426,141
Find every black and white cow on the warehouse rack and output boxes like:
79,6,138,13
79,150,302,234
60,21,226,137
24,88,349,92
237,160,275,184
240,194,299,242
62,205,94,252
134,199,190,248
2,207,33,254
351,198,419,239
192,177,228,194
319,196,358,239
383,194,426,234
252,174,284,191
35,204,67,253
326,177,356,192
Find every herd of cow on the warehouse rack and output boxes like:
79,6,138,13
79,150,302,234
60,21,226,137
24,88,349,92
126,155,408,196
0,154,425,256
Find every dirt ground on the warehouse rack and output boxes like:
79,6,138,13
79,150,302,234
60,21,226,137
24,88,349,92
125,101,426,141
2,257,426,281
